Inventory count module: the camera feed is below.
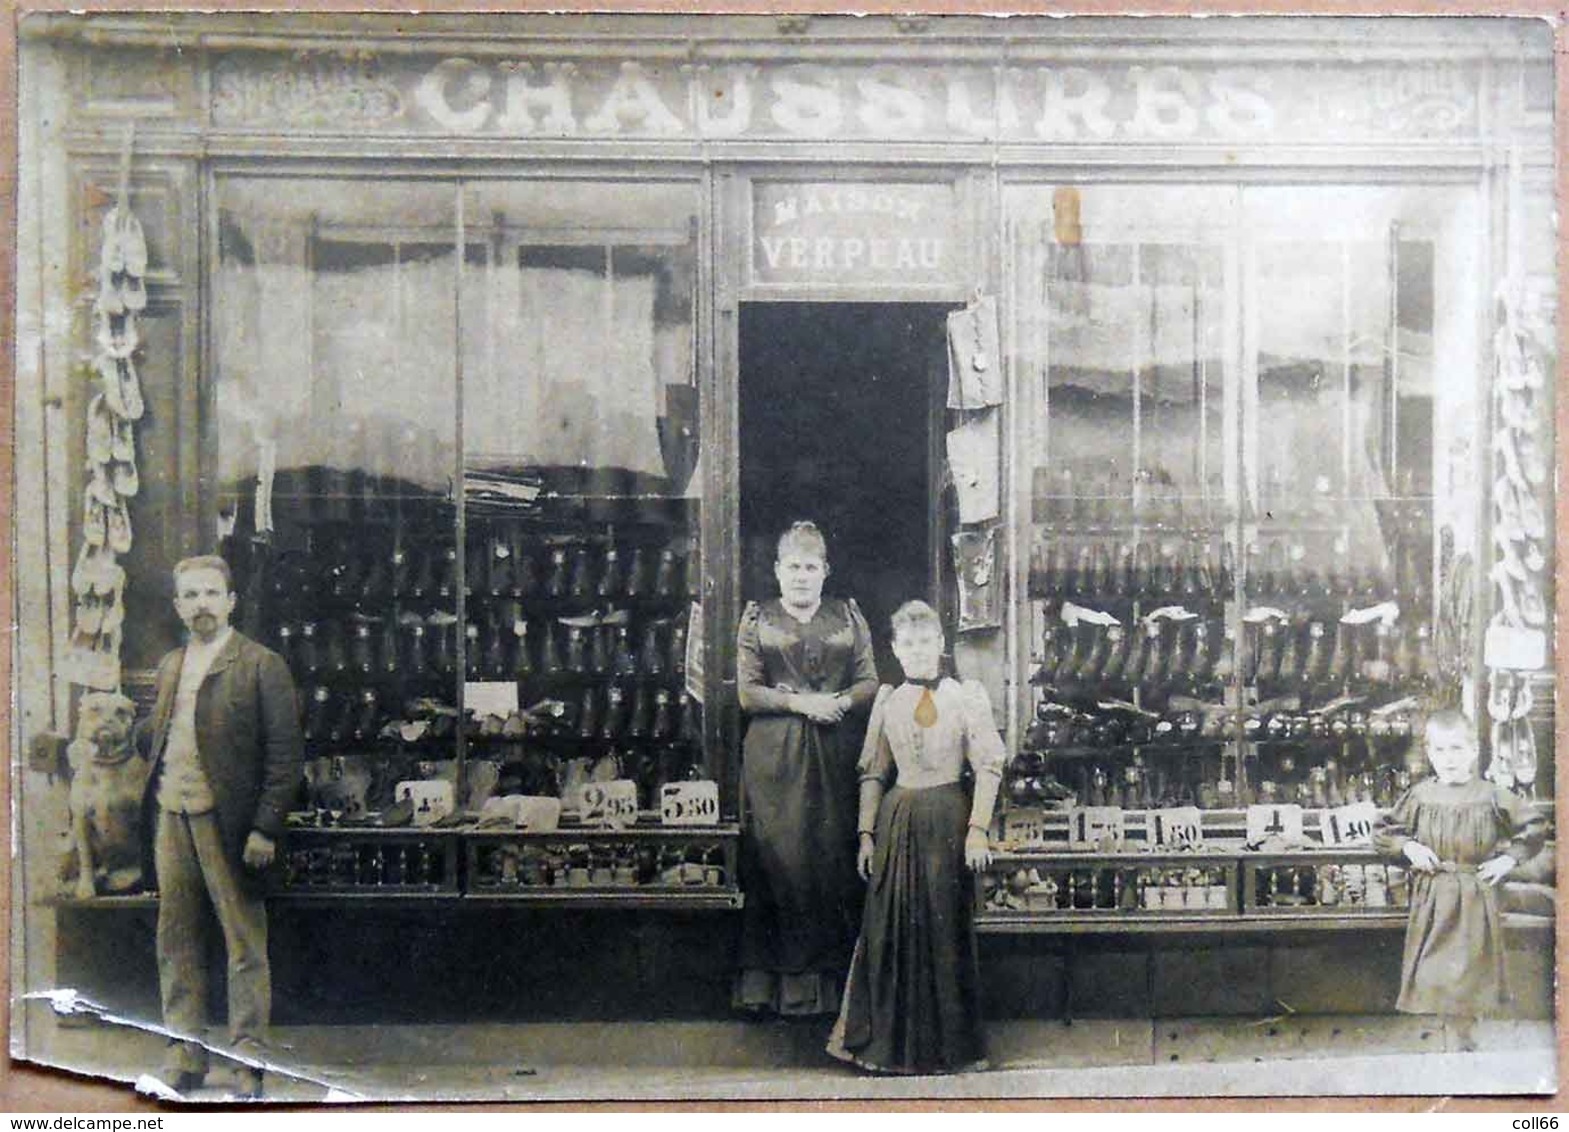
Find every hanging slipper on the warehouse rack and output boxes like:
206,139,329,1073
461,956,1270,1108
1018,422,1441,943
1514,676,1535,720
97,354,127,417
109,413,135,464
1513,716,1538,792
1498,385,1538,434
117,209,148,277
1493,428,1529,492
82,498,108,547
1516,431,1547,486
116,356,144,420
1494,477,1525,541
1494,530,1529,581
1487,718,1515,790
70,546,100,596
97,264,126,317
111,459,139,498
76,594,105,636
86,394,114,465
106,496,133,554
1521,540,1546,576
1489,563,1525,625
1518,582,1546,627
102,206,127,274
100,590,126,636
120,271,147,313
1488,669,1516,723
86,464,118,509
70,548,123,597
95,311,139,361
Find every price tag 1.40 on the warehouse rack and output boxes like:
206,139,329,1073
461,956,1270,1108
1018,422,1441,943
660,780,720,826
570,780,640,828
1320,801,1378,846
1147,806,1204,849
1067,806,1125,849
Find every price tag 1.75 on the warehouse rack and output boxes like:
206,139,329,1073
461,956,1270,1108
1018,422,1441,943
1002,808,1046,848
1320,801,1378,846
1246,803,1305,846
660,780,720,826
1067,806,1125,849
1147,806,1204,849
570,779,639,828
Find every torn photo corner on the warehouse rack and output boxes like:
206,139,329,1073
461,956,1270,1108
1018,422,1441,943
10,6,1559,1107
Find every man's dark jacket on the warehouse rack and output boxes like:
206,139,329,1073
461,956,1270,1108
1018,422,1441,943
140,631,303,877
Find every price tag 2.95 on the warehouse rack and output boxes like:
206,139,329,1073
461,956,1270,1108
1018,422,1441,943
660,780,720,826
1148,806,1204,849
1320,801,1378,846
1246,803,1305,846
1067,806,1125,849
570,780,639,828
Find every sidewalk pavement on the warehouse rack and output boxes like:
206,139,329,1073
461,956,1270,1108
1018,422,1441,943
25,1012,1558,1103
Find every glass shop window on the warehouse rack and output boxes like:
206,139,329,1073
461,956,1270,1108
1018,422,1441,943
1005,182,1485,820
211,176,701,817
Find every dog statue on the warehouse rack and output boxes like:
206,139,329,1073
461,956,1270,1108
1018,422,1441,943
58,691,149,899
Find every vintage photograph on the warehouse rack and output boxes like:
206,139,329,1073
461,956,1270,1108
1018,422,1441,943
8,9,1559,1104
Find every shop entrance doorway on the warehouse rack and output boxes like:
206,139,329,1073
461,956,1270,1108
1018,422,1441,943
739,302,950,682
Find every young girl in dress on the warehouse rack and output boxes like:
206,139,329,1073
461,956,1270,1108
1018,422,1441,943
1375,709,1546,1050
827,600,1005,1074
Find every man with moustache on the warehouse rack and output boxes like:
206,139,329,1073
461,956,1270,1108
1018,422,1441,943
143,555,301,1097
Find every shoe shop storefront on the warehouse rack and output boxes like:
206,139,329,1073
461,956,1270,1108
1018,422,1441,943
14,11,1555,1052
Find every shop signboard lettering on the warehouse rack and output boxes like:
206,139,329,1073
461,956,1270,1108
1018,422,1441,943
210,54,1481,143
750,181,957,287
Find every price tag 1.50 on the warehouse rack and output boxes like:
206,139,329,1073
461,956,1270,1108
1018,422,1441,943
1067,806,1125,849
1147,806,1204,849
1320,801,1378,846
1246,803,1305,846
660,780,720,826
570,779,640,828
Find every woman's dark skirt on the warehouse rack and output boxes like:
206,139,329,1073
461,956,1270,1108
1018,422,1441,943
827,781,988,1074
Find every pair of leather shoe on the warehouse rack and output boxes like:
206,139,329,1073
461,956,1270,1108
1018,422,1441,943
156,1059,264,1099
206,1061,264,1099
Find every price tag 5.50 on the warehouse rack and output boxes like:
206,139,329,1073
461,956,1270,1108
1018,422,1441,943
571,780,639,828
1148,806,1203,849
1320,801,1378,846
661,780,720,826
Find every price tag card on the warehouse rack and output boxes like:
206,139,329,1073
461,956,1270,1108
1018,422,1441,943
568,780,640,828
660,780,721,826
1002,808,1046,848
1246,803,1305,845
396,779,455,827
1320,801,1378,846
465,681,519,719
1067,806,1125,849
1147,806,1204,849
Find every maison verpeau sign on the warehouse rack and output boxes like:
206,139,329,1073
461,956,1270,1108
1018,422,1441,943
750,182,960,288
210,53,1481,142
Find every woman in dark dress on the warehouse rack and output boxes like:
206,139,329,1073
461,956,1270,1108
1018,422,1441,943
828,600,1004,1074
734,520,879,1016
